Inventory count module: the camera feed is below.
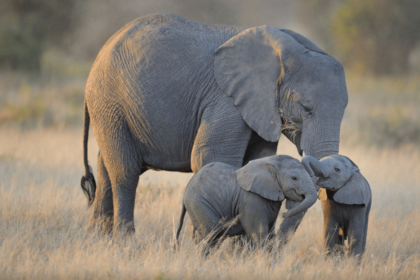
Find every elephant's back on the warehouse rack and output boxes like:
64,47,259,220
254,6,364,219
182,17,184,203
86,14,244,94
185,162,237,194
84,14,245,157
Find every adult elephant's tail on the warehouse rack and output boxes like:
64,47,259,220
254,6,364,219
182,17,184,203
81,101,96,207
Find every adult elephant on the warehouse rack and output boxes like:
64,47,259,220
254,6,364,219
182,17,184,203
81,14,348,235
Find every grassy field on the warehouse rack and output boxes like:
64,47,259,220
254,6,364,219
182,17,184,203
0,71,419,279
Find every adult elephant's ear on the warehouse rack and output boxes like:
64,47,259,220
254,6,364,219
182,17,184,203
214,26,303,142
279,29,327,55
333,172,371,206
235,157,284,201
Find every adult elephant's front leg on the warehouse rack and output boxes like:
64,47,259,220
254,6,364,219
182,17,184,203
88,152,114,233
242,132,278,165
190,102,252,172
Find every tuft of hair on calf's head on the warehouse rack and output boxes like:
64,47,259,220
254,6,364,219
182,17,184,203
81,166,96,207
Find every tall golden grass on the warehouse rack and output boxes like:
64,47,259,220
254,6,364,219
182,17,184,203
0,126,419,279
1,66,419,278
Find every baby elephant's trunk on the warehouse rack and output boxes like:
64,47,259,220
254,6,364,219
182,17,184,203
283,183,317,218
302,155,325,177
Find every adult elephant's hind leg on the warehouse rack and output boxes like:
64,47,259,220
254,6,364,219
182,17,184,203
112,173,140,235
109,152,141,236
98,126,142,236
88,152,114,233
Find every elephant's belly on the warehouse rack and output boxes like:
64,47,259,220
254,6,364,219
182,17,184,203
131,128,195,172
142,155,192,172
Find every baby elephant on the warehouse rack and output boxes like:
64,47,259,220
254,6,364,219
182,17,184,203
176,155,318,248
302,155,371,257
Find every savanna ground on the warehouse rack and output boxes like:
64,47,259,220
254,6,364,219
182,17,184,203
1,58,420,278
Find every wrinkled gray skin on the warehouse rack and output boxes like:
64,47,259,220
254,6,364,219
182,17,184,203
176,155,317,249
302,155,372,258
81,14,348,235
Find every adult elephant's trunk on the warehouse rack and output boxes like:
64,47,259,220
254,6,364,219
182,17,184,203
283,183,317,218
302,155,325,177
301,121,341,160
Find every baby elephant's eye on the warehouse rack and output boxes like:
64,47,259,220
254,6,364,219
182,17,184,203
334,167,341,173
291,176,298,181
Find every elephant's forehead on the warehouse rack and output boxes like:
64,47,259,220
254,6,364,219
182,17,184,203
320,155,350,168
282,158,303,169
320,155,337,162
197,162,237,181
281,164,307,177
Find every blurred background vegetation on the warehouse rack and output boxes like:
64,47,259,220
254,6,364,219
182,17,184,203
0,0,419,147
299,0,420,75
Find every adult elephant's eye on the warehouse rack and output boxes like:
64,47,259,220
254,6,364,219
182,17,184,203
302,103,313,116
334,167,340,173
292,176,298,181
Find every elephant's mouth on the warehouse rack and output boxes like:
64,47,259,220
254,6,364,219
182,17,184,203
281,115,302,155
316,175,330,186
288,191,304,202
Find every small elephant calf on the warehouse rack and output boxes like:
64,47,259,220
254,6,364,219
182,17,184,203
176,155,318,248
302,155,372,257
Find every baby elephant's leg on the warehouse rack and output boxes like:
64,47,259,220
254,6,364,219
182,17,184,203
230,235,248,251
361,204,371,258
196,223,226,256
338,228,345,245
324,223,341,255
190,221,202,245
240,197,274,248
242,217,271,248
322,201,341,255
188,207,224,254
336,228,346,256
348,217,366,257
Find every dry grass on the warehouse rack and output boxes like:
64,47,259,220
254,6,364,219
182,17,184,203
341,72,420,147
1,66,419,278
0,127,419,279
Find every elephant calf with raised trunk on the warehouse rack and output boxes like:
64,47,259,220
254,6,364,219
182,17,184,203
176,155,318,249
302,155,372,258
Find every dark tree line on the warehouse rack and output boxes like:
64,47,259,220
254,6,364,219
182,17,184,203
1,0,419,75
0,0,78,70
298,0,420,75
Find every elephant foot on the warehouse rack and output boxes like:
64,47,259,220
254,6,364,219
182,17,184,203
323,244,346,260
230,236,247,251
112,220,135,238
87,215,114,236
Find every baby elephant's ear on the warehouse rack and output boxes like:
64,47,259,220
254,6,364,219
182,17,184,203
333,172,371,206
236,158,285,201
